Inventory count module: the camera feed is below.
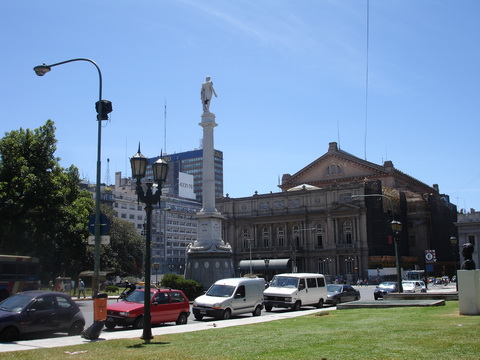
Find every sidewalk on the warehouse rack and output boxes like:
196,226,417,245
0,307,329,353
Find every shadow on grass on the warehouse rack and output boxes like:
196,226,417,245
127,341,170,348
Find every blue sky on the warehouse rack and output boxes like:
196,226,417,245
1,1,479,211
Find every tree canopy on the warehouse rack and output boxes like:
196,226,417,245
0,120,144,283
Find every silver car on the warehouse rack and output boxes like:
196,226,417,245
402,281,427,293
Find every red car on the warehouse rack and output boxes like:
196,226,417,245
105,288,190,330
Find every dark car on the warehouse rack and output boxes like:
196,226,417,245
105,288,190,330
374,282,399,300
325,284,360,306
0,291,85,342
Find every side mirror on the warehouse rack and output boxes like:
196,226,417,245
298,284,305,290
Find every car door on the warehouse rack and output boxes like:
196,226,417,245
169,291,188,321
231,285,247,314
25,295,59,333
54,295,76,331
151,291,172,324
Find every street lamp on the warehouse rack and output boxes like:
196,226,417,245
264,259,270,282
450,237,458,289
34,59,112,295
391,220,403,293
130,144,169,343
153,263,160,286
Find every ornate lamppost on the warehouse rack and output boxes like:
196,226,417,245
153,263,160,286
33,59,112,295
264,258,270,282
450,236,458,290
130,145,169,343
391,220,403,293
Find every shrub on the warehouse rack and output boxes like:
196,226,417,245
161,274,203,300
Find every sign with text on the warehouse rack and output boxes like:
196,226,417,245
178,172,195,199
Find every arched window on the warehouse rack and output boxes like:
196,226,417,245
262,227,270,247
325,163,343,176
277,226,285,247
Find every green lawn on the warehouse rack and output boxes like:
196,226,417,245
3,302,479,359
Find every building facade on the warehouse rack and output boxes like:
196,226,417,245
148,149,224,203
217,142,458,283
112,171,202,276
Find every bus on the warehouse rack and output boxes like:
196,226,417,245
0,255,40,300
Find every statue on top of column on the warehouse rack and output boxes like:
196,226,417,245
201,76,217,113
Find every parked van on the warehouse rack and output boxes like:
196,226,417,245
263,273,327,311
192,278,265,320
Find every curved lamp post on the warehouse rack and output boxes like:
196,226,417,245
391,220,403,293
34,59,112,295
130,144,168,343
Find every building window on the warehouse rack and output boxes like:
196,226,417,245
277,227,285,247
262,227,270,248
316,224,324,247
325,163,343,176
292,225,301,247
343,221,352,244
242,229,252,249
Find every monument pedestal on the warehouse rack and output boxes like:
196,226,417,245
458,270,480,315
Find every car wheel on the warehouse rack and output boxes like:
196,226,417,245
176,313,188,325
194,314,204,321
222,309,232,320
316,299,324,308
265,305,273,312
68,321,85,336
0,326,19,342
354,296,359,301
292,301,301,311
252,305,262,317
333,298,341,306
133,316,144,329
105,322,116,330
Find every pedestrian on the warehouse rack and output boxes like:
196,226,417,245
78,278,86,299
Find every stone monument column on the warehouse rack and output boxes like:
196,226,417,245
184,77,235,289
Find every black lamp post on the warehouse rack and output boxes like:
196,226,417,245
264,259,270,282
34,59,112,295
450,236,458,290
130,144,169,343
391,220,403,293
153,263,160,286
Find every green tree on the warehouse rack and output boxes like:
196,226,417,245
0,120,93,282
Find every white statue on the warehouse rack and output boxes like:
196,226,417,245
201,76,217,113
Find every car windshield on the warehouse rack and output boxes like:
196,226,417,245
327,285,343,293
124,290,154,303
270,276,298,288
206,285,235,297
0,293,32,312
378,283,397,290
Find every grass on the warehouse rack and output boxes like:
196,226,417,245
2,302,479,359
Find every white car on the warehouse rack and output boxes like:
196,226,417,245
402,280,427,293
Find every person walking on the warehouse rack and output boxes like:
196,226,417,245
78,279,86,299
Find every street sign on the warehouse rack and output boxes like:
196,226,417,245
88,213,110,236
88,235,111,245
425,250,436,263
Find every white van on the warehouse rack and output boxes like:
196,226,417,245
263,273,327,311
192,278,265,320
